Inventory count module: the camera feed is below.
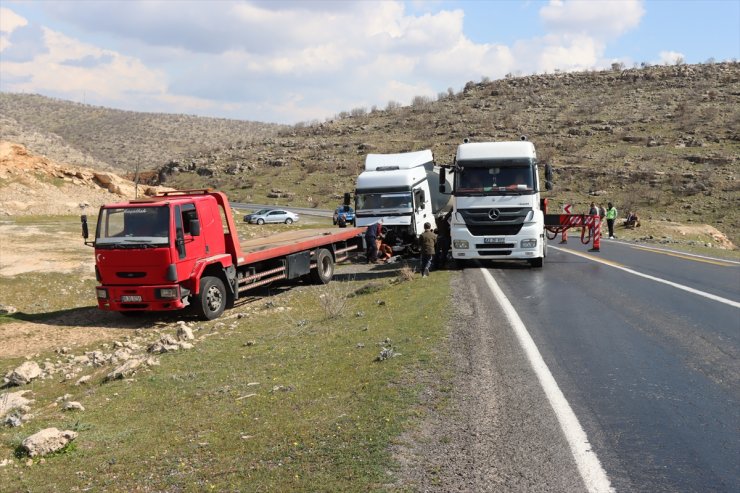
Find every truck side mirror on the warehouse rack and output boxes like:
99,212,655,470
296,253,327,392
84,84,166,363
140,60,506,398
189,220,201,236
81,215,89,240
343,192,351,206
545,180,553,191
439,168,446,186
545,163,553,183
419,190,426,208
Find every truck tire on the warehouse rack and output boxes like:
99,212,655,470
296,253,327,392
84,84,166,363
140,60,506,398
194,276,226,320
310,248,334,284
529,257,544,268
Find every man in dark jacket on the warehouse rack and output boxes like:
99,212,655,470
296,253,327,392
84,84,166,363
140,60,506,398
365,219,382,263
418,222,437,277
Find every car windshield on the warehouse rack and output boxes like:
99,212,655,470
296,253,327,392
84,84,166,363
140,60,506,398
356,192,412,211
254,209,271,215
96,206,170,247
456,159,534,195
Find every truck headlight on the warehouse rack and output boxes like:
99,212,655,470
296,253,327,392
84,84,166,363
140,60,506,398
158,287,179,299
96,288,108,299
520,239,537,248
453,240,469,249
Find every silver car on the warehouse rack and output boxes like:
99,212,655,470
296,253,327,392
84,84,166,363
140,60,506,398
248,209,299,225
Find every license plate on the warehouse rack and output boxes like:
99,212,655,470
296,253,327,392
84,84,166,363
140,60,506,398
484,237,504,244
121,295,142,302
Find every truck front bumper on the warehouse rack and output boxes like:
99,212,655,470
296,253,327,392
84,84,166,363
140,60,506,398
451,223,543,260
96,284,189,312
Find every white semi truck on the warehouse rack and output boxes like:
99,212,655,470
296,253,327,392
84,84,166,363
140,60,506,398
353,150,450,255
440,138,548,267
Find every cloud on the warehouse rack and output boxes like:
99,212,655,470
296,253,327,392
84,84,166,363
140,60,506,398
0,1,652,123
540,0,645,39
0,6,28,52
657,51,685,65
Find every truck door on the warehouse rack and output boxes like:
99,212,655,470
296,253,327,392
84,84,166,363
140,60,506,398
174,203,206,280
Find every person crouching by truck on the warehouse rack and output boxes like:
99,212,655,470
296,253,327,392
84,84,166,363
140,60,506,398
365,219,382,263
419,222,437,277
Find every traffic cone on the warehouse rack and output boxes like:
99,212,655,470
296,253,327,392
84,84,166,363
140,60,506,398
590,216,600,251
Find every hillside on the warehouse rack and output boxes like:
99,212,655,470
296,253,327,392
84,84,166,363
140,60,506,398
0,62,737,248
156,62,740,247
0,94,284,173
0,142,169,216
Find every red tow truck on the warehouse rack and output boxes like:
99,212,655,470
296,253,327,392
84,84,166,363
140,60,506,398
81,189,365,320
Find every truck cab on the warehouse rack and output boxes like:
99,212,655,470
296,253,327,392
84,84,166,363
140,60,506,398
353,150,435,254
445,140,546,267
90,191,237,317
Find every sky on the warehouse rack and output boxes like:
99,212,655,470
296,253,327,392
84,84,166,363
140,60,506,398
1,0,738,124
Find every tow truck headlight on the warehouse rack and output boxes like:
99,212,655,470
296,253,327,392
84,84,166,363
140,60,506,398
453,240,469,249
96,288,108,299
158,287,179,299
520,239,537,249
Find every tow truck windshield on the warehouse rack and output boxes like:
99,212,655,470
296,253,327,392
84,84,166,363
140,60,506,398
96,206,170,248
455,159,535,196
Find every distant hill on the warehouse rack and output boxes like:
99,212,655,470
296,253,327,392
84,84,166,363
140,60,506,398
157,62,740,247
0,62,737,248
0,93,284,173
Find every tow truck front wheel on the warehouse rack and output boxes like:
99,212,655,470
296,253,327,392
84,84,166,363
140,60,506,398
195,276,226,320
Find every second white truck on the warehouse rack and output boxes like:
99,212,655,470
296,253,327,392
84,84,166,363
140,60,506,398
353,149,449,255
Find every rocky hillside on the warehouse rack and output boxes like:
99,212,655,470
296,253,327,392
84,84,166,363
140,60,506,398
157,62,740,247
0,142,169,216
0,94,285,173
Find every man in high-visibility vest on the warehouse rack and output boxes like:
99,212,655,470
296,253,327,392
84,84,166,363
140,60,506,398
605,202,618,239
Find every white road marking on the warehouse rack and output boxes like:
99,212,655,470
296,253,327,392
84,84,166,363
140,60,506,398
612,241,740,265
481,268,615,493
552,246,740,309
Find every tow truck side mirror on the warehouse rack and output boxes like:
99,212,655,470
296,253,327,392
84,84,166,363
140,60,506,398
544,163,554,191
439,168,446,194
343,192,351,207
81,215,89,240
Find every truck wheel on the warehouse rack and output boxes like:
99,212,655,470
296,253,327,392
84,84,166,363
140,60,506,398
310,248,334,284
529,257,544,268
195,276,226,320
285,218,293,224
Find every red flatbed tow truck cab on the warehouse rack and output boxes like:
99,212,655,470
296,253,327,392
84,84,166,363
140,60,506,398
82,189,365,320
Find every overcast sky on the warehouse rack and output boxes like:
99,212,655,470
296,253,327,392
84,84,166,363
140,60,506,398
1,0,738,124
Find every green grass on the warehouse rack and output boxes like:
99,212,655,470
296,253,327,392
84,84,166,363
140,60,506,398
0,269,453,491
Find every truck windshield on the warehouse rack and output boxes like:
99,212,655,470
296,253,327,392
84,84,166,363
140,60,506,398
356,192,413,211
456,159,534,195
96,205,170,247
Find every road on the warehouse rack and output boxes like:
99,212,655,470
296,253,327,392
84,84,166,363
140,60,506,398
483,239,739,491
403,238,739,492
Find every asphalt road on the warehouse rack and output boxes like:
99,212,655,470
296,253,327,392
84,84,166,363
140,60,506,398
471,238,739,492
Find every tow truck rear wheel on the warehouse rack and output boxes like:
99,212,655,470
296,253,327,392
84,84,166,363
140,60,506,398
195,276,226,320
310,248,334,284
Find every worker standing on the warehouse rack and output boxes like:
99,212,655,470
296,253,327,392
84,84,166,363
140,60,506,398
418,222,437,277
605,202,618,239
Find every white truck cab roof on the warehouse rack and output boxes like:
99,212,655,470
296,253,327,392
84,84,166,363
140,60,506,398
365,149,433,171
456,141,536,161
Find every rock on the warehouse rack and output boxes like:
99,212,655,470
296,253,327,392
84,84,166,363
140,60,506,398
5,415,23,427
176,325,194,341
20,428,78,457
0,390,33,417
0,304,17,315
105,357,145,381
62,401,85,412
5,361,42,386
75,375,91,386
177,342,194,350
